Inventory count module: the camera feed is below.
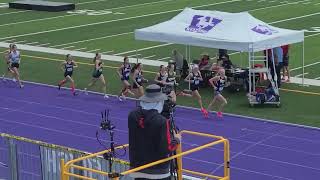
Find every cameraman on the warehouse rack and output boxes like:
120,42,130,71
128,84,181,180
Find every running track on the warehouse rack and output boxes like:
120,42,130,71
0,81,320,180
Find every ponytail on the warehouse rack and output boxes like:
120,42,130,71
93,53,99,63
131,63,141,73
159,65,164,71
123,56,128,64
66,54,71,61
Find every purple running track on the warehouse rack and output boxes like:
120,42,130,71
0,81,320,180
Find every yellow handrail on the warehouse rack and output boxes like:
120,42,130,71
64,144,129,167
121,139,225,175
61,130,230,180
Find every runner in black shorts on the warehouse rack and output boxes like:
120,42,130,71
154,65,168,88
165,63,177,103
58,54,78,96
2,44,14,81
184,65,208,117
8,44,23,88
131,63,148,98
84,53,109,99
207,68,228,118
117,56,134,101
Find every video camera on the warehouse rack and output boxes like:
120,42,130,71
161,98,176,119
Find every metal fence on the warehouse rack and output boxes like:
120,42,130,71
0,133,131,180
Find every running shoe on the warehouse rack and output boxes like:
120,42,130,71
84,88,88,95
217,111,223,118
201,108,208,118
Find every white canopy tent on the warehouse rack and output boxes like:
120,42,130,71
135,8,304,52
135,8,305,86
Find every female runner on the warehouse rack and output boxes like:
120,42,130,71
118,56,134,101
154,65,168,88
184,65,208,117
165,63,177,103
58,54,78,96
84,53,109,99
8,44,23,88
207,68,227,118
131,63,148,98
2,44,14,81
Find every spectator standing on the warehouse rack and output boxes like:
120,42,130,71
281,45,290,82
128,84,181,180
271,47,283,88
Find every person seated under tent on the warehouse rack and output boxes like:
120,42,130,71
198,52,211,70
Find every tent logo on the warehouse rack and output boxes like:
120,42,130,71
185,15,222,33
252,24,278,35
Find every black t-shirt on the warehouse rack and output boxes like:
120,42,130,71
128,108,177,174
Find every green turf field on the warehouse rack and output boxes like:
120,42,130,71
0,0,320,126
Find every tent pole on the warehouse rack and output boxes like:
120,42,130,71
271,48,279,95
302,40,305,86
185,45,188,62
188,45,191,63
248,49,252,99
136,49,138,63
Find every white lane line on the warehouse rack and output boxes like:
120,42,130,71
14,40,26,43
288,77,320,86
156,57,171,61
4,38,15,42
128,54,141,57
77,0,107,5
50,32,133,48
101,50,114,54
143,55,156,59
25,42,39,45
0,0,241,40
271,12,320,24
0,14,78,27
109,0,175,10
210,129,290,176
37,43,50,46
316,2,320,5
86,48,101,53
184,157,293,180
290,56,320,71
0,42,167,66
28,0,310,49
0,117,101,141
0,10,30,16
315,77,320,80
295,72,309,77
62,46,75,49
114,43,173,55
306,32,320,37
73,47,87,51
0,0,175,27
3,92,319,149
249,0,308,12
